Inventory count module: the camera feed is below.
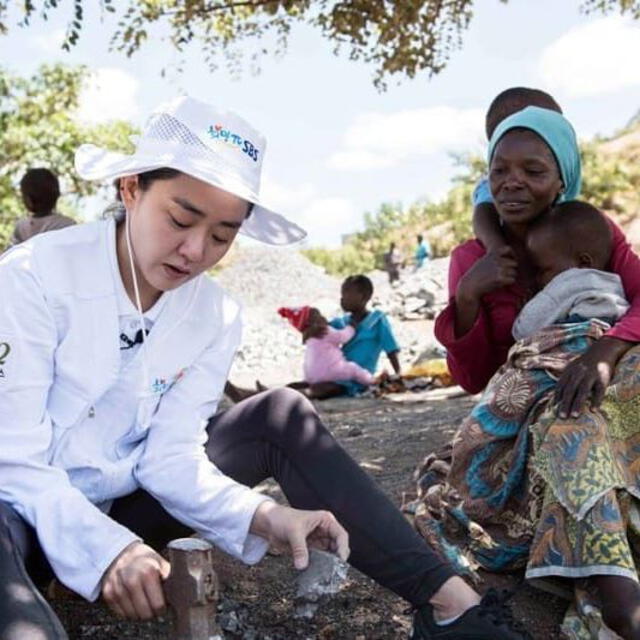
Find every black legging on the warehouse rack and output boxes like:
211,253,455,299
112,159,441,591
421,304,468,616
0,388,454,640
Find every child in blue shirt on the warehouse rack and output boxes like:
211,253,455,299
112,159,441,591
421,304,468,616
305,275,400,399
414,234,431,269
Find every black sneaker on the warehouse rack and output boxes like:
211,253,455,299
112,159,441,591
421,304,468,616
410,588,533,639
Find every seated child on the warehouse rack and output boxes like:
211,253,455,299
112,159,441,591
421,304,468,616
11,168,75,244
327,275,401,397
284,275,401,400
472,87,563,250
512,201,629,340
278,306,374,386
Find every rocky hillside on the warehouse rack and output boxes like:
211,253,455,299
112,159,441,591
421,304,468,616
215,247,447,387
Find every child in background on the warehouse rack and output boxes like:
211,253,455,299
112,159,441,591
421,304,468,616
414,234,431,270
383,242,403,284
321,275,401,398
512,201,629,340
472,87,563,251
11,168,75,244
278,306,374,386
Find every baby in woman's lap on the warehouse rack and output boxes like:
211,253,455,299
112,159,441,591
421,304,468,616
513,200,629,340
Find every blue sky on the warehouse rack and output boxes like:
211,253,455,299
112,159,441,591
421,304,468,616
2,0,640,246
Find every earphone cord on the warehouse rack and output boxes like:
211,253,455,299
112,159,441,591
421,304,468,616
125,210,150,393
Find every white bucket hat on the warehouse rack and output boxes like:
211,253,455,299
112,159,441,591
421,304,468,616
74,95,306,245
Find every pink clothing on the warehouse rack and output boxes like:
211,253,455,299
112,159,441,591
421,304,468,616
304,325,374,385
435,217,640,394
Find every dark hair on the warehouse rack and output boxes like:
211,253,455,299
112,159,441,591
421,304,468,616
114,168,253,217
114,168,181,201
137,167,182,192
20,168,60,215
529,201,612,267
342,274,374,300
486,87,562,139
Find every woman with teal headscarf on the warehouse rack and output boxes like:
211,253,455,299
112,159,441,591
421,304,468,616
420,106,640,639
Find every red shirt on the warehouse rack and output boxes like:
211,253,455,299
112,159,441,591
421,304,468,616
434,218,640,394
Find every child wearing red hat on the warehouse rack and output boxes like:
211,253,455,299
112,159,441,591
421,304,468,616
278,306,374,386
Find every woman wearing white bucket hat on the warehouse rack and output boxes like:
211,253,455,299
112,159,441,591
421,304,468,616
0,96,529,640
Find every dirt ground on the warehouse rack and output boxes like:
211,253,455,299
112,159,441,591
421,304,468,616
53,389,569,639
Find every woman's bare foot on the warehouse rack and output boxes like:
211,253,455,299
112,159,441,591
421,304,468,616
593,575,640,639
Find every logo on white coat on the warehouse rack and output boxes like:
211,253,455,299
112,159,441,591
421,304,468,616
0,342,10,379
150,368,187,394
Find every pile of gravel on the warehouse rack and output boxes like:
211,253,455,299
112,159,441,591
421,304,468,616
368,257,451,320
215,247,342,385
214,247,447,386
216,247,340,312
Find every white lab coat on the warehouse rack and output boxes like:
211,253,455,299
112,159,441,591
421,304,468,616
0,218,269,600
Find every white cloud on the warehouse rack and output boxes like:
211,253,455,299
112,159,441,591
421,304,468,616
76,68,140,124
329,149,396,171
538,17,640,97
298,197,361,248
256,175,357,247
260,176,316,211
30,28,66,54
328,106,484,171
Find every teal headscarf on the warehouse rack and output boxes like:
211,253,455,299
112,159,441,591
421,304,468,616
487,106,581,202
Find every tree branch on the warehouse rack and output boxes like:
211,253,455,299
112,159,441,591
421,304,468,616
158,0,282,17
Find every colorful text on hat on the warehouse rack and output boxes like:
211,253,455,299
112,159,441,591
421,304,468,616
207,124,260,162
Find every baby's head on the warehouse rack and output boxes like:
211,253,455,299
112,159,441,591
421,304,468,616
20,168,60,215
340,275,373,313
526,201,612,288
277,306,326,332
307,307,327,329
485,87,562,140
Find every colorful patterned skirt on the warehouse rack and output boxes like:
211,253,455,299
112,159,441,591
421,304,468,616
403,320,640,639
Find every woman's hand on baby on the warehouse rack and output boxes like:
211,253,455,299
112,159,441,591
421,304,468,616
458,246,518,301
101,541,170,620
249,501,350,570
554,337,632,418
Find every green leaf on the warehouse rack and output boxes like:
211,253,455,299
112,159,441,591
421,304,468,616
0,64,137,250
